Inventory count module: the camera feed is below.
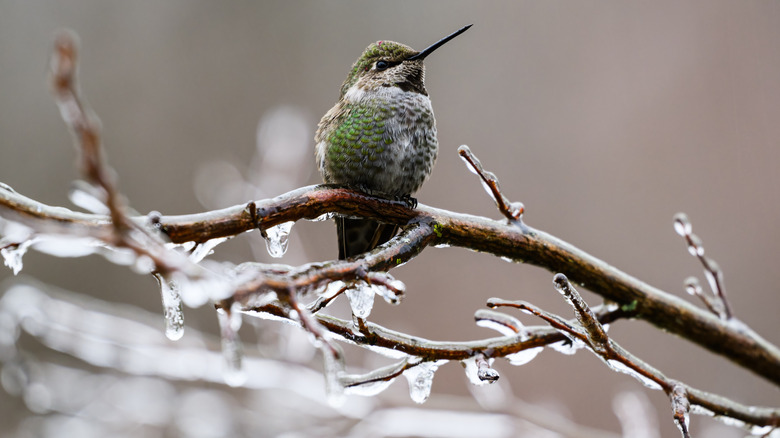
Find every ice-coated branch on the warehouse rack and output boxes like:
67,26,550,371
457,145,524,224
228,223,429,305
491,274,780,435
50,30,122,229
673,212,733,320
2,182,779,386
246,295,629,362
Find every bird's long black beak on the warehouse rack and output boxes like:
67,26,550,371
405,24,472,61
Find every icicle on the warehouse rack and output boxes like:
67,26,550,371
322,346,346,407
403,360,445,404
670,383,691,438
1,240,33,275
216,302,245,387
153,273,185,341
345,282,375,320
263,221,294,258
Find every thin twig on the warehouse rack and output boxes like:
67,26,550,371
457,145,524,224
49,30,197,278
673,213,733,320
492,274,779,433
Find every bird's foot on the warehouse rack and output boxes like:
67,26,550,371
399,194,418,209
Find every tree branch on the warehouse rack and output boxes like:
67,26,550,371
2,183,778,386
490,274,779,432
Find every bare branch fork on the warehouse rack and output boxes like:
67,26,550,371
1,30,778,435
489,275,778,436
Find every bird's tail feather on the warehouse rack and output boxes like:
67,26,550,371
336,217,398,260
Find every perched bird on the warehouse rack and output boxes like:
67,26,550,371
315,25,471,259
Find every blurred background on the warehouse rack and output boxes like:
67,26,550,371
1,1,778,437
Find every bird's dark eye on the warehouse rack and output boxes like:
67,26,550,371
375,60,389,71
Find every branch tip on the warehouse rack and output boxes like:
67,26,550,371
458,145,524,223
674,213,733,320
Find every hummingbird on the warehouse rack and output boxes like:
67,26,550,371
315,25,471,259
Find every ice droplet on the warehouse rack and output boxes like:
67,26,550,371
606,359,662,390
216,303,245,387
506,347,543,366
462,356,498,386
684,277,701,296
478,366,500,383
154,273,185,341
673,213,691,237
1,240,33,275
263,221,294,258
132,255,155,274
345,282,375,319
403,360,444,404
687,234,704,257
